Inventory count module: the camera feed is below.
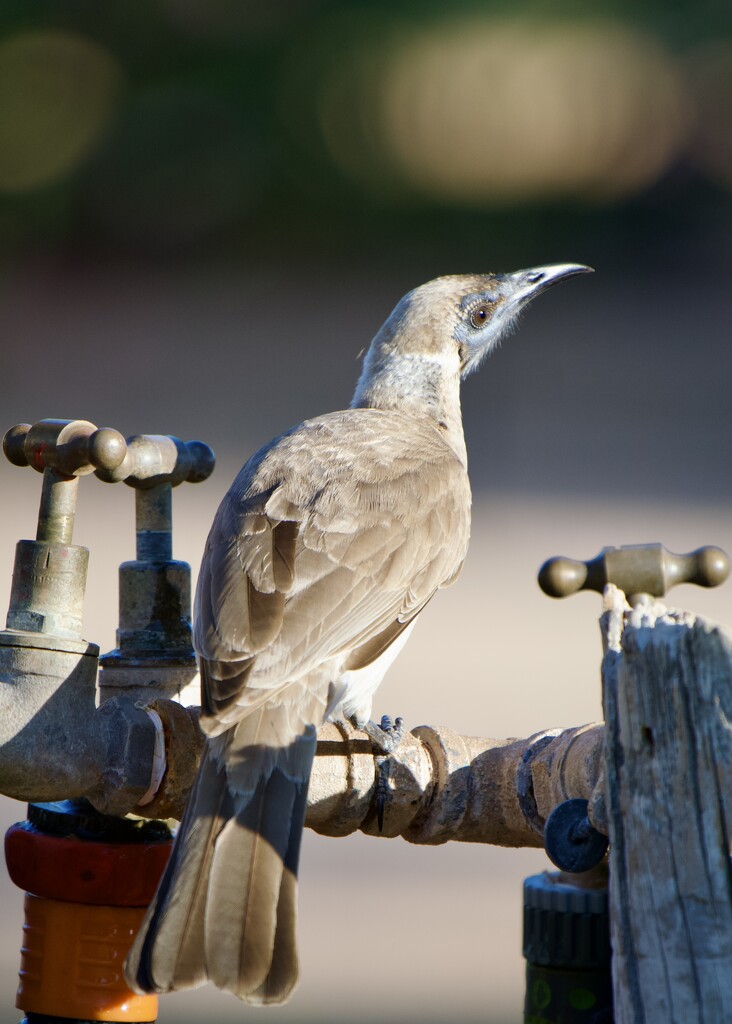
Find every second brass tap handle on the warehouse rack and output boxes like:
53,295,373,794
95,434,215,488
539,543,730,600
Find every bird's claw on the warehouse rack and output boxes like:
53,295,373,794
363,714,404,755
380,713,404,736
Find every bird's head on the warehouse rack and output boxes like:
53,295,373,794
401,263,593,376
352,263,592,427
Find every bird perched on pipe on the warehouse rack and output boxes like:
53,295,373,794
126,262,591,1005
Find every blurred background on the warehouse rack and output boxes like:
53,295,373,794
0,0,731,1020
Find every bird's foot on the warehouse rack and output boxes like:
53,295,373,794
362,714,404,755
365,716,404,833
346,714,404,831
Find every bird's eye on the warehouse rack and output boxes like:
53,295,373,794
469,303,492,328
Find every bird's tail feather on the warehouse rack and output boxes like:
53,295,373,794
206,766,309,1002
125,739,313,1005
125,750,230,995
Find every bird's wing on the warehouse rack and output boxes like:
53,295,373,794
194,409,471,732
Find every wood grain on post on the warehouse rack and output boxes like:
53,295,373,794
602,584,732,1023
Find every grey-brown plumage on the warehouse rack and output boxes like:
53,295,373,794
126,263,591,1005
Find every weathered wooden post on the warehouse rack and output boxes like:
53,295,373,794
602,586,732,1022
541,544,732,1022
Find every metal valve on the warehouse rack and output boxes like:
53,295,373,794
97,432,216,702
543,798,609,873
2,420,214,641
538,543,730,605
2,420,116,637
0,418,215,811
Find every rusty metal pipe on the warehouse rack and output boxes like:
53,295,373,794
136,705,605,848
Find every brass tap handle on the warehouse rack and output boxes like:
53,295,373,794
95,434,215,488
3,420,214,488
3,420,126,478
538,543,730,601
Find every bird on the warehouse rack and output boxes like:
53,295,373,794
126,262,591,1006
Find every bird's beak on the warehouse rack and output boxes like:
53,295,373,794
503,263,593,311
